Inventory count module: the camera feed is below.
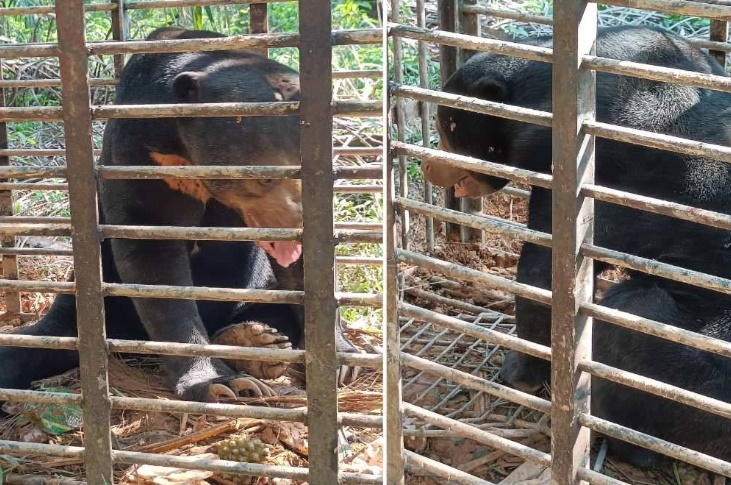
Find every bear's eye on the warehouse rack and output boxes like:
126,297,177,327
258,179,275,187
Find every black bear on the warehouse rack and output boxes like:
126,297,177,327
424,25,731,467
0,27,359,404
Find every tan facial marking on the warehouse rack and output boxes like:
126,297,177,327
150,152,211,203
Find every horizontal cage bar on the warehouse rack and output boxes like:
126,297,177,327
579,414,731,478
392,142,553,189
391,84,553,127
0,30,382,59
580,301,731,360
404,450,494,485
579,359,731,421
402,353,551,413
396,197,551,248
388,24,553,63
397,249,552,305
399,302,551,361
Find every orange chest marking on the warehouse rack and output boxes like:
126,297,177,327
149,152,211,203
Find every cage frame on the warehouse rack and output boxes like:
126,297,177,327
0,0,384,483
386,0,731,484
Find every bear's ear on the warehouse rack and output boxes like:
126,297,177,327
470,77,507,101
266,72,301,101
172,71,205,102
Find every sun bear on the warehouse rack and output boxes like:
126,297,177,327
425,25,731,466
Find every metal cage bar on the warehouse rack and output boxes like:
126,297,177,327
298,1,341,482
386,0,406,482
550,2,597,483
56,1,113,481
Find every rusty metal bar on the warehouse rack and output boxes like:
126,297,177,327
580,302,731,360
0,62,20,318
404,403,552,467
461,4,553,25
579,360,731,420
0,147,376,158
0,332,380,369
299,0,339,482
104,283,302,302
399,302,551,361
249,3,269,57
0,30,381,60
584,120,731,166
550,2,597,483
89,29,381,55
125,0,291,9
582,243,731,297
404,450,495,485
56,1,113,481
414,0,434,252
583,183,731,232
0,279,380,307
437,0,461,241
582,55,731,94
0,149,101,157
385,5,405,482
397,249,552,305
388,24,554,63
0,247,73,256
334,184,382,193
5,475,86,485
0,4,116,16
0,334,77,350
579,414,731,478
101,224,301,241
396,197,551,248
391,0,409,253
0,164,381,180
457,0,483,244
391,85,553,127
394,142,553,189
0,0,289,15
0,183,67,191
598,0,731,21
0,78,115,88
0,441,85,459
710,20,728,66
0,388,82,405
115,450,309,480
424,5,731,55
402,353,551,413
0,72,380,89
110,0,128,76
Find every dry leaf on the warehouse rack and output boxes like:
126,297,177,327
499,461,551,485
260,422,308,456
129,453,216,485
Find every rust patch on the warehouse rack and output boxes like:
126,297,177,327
149,152,211,203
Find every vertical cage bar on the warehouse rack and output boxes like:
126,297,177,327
710,20,728,68
56,1,113,482
416,0,435,252
386,17,406,484
391,0,410,251
299,2,339,483
0,73,20,317
437,0,461,241
249,4,269,57
110,0,128,77
457,0,484,244
550,0,597,483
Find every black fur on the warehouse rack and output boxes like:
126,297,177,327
0,27,355,403
433,26,731,466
